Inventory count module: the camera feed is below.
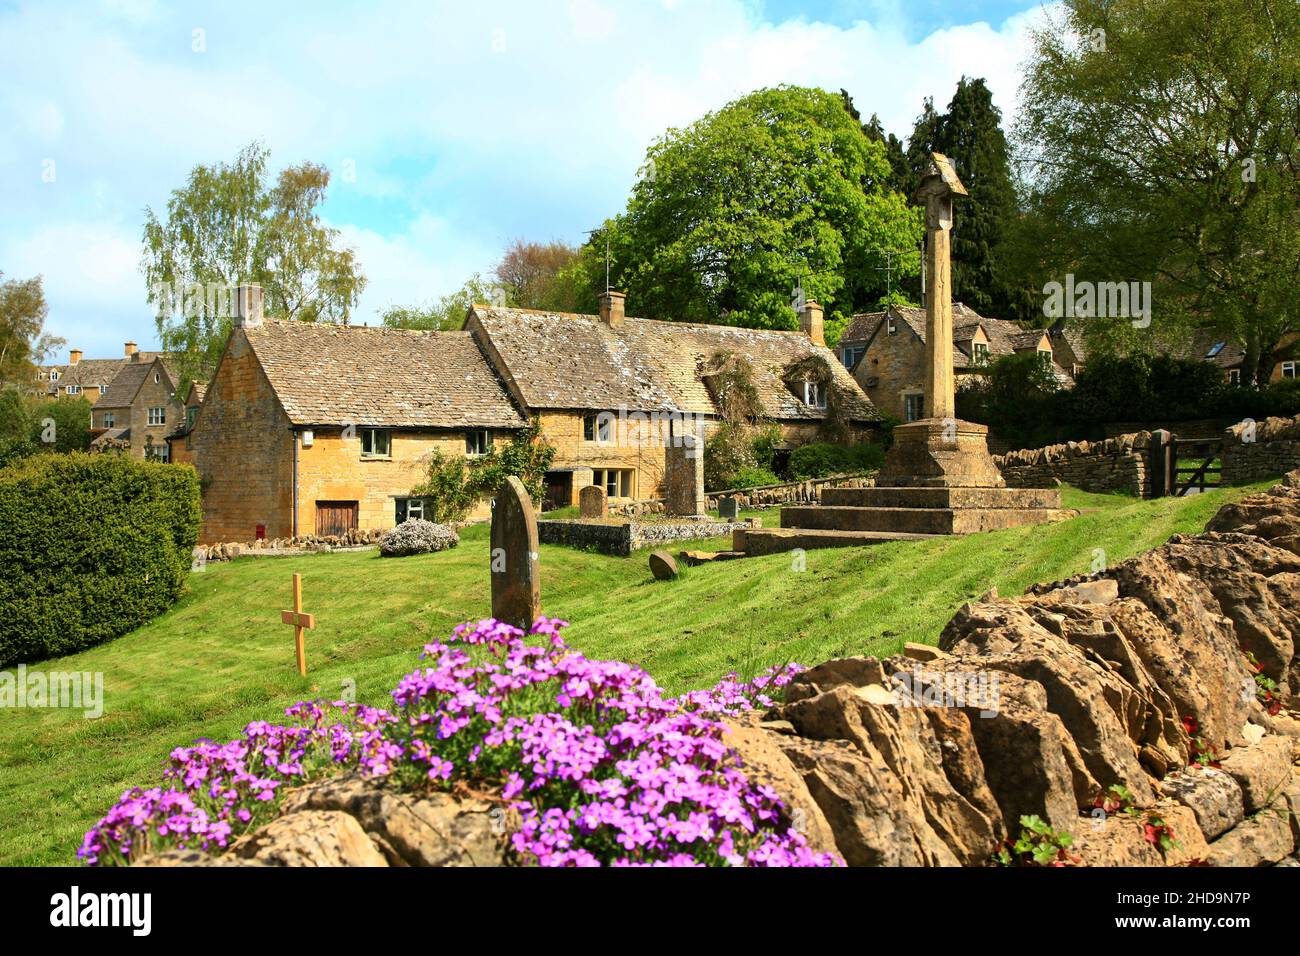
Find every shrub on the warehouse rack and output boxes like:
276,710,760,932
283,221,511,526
0,452,201,666
80,618,838,868
411,419,555,521
788,441,885,479
378,519,460,557
729,466,781,489
703,421,757,491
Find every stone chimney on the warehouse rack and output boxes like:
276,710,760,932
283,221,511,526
598,290,626,328
234,284,264,329
800,300,825,346
69,348,82,366
124,341,138,359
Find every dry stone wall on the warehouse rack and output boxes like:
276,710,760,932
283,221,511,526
994,432,1152,496
1222,414,1300,485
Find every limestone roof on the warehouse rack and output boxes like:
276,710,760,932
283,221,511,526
242,320,526,429
469,305,879,422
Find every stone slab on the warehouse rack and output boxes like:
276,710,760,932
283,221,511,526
821,486,1062,510
780,504,1076,536
739,527,938,556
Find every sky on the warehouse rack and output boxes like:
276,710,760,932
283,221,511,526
0,0,1054,362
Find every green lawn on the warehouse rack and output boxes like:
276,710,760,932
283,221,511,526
0,480,1276,866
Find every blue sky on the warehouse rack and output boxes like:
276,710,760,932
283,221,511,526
0,0,1051,361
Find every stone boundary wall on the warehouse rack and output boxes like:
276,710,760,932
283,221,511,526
1223,414,1300,485
994,432,1152,497
611,473,872,517
538,517,758,557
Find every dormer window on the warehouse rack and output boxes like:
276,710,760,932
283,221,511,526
972,342,989,365
841,345,865,369
802,381,827,408
1038,349,1053,369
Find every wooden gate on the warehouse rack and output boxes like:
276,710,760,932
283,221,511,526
315,500,358,537
1172,438,1223,496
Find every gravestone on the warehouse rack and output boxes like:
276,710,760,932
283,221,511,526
579,484,608,518
490,476,540,629
718,496,739,520
664,433,706,516
648,550,679,581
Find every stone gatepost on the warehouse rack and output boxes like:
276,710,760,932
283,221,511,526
490,476,540,629
663,433,706,516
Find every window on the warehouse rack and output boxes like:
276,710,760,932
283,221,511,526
841,345,865,370
1283,362,1297,379
1228,368,1241,385
1038,350,1053,369
972,342,989,365
583,413,613,443
903,393,924,422
66,385,81,395
102,412,115,428
50,370,59,382
360,428,390,458
465,429,492,456
396,497,428,523
592,468,633,498
154,372,160,384
186,406,198,430
148,406,165,425
802,381,827,408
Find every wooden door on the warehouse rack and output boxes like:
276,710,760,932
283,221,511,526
543,472,572,512
315,501,358,537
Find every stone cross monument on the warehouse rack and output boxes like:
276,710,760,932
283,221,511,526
875,152,1005,489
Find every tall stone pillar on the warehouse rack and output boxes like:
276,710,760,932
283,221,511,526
922,203,957,420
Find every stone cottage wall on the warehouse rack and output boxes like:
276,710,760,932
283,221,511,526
1223,414,1300,485
994,432,1152,497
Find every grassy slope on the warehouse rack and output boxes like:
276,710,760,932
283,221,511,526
0,481,1275,865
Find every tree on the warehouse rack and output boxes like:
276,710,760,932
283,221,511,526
1016,0,1300,385
380,274,504,331
575,86,921,332
494,239,582,311
0,272,59,391
142,142,366,384
840,90,909,193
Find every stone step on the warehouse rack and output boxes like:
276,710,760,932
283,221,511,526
738,527,939,556
821,485,1062,510
678,549,746,565
781,504,1076,536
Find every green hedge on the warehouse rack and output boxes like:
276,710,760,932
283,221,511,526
0,453,201,666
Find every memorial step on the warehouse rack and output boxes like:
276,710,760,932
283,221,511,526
737,527,939,556
781,504,1076,536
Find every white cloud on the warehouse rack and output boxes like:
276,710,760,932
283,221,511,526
0,0,1050,359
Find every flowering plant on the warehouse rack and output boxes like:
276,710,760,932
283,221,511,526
80,618,838,868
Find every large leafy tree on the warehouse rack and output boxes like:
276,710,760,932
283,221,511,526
142,143,366,382
0,272,60,391
576,86,921,337
494,239,582,311
1016,0,1300,384
381,274,504,331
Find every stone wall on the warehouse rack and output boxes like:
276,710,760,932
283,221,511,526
610,474,871,517
1223,414,1300,485
994,432,1152,496
537,517,757,557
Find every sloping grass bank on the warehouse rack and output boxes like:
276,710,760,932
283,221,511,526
0,481,1274,865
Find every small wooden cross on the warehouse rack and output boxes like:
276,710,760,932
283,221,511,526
280,573,316,676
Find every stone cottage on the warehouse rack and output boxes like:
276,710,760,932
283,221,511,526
164,381,206,465
191,288,526,543
836,303,1074,422
191,287,879,542
40,342,152,401
466,293,878,509
89,354,185,460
